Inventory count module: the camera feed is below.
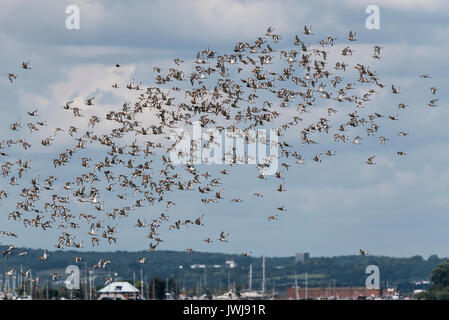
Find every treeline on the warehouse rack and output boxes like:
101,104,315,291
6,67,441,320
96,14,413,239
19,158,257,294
0,246,444,295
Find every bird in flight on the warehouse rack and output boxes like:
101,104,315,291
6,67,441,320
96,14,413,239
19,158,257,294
8,73,17,83
0,26,438,263
39,250,49,261
138,257,148,264
22,61,31,70
428,99,439,107
304,25,313,35
366,156,376,165
348,31,357,41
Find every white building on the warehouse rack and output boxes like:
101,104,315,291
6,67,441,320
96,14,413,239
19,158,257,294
225,260,237,268
97,282,142,300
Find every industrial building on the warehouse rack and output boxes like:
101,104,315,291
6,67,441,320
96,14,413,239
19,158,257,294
286,286,399,300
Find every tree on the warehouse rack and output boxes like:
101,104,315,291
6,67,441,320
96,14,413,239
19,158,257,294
431,260,449,288
417,259,449,300
428,254,440,265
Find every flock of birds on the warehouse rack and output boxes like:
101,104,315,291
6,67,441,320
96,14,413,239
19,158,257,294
0,26,440,285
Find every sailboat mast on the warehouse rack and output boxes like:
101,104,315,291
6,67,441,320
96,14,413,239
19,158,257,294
140,267,144,299
305,272,308,300
262,256,265,296
249,264,252,291
295,271,299,300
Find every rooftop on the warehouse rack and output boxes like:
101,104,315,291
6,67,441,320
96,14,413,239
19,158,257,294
98,282,139,293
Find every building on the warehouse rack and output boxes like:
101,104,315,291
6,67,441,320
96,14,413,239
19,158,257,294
286,286,399,300
225,260,237,268
295,252,310,263
97,281,143,300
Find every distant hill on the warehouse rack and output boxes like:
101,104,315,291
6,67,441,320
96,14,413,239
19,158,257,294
0,246,444,294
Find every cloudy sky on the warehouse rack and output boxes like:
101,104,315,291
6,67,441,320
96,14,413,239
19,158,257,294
0,0,448,258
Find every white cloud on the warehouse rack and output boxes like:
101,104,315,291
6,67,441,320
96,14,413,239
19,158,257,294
0,0,448,256
343,0,449,12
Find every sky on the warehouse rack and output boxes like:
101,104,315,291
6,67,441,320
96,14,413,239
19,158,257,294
0,0,448,258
